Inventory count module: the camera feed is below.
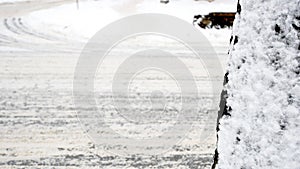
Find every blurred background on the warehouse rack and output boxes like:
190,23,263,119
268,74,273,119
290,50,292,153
0,0,236,168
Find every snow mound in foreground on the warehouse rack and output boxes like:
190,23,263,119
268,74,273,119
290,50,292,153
219,0,300,168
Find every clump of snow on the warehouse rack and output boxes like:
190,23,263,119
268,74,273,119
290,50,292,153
218,0,300,168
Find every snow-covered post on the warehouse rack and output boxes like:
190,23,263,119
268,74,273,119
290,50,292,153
217,0,300,168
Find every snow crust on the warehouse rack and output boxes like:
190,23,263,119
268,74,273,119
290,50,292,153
218,0,300,168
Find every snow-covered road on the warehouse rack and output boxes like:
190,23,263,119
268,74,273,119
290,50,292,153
0,0,233,168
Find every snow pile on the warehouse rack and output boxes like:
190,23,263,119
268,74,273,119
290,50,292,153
219,0,300,168
0,0,26,4
27,0,236,38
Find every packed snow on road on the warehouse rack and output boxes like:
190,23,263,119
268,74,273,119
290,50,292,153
0,0,234,168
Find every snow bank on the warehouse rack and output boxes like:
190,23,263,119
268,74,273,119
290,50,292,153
24,0,234,71
27,0,236,38
219,0,300,168
0,0,26,4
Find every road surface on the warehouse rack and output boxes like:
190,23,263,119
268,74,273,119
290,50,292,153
0,1,230,168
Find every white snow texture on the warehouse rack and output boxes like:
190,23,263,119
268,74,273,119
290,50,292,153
218,0,300,168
